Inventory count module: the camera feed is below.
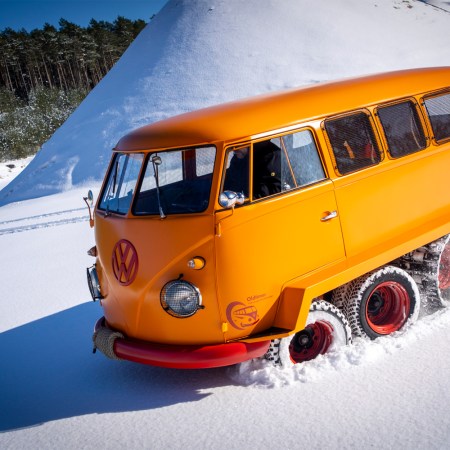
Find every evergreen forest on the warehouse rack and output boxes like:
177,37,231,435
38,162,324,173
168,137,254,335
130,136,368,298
0,16,147,161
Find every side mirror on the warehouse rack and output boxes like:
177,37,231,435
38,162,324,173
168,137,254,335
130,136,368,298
219,190,245,209
87,190,94,206
83,190,95,228
235,192,245,205
151,155,162,165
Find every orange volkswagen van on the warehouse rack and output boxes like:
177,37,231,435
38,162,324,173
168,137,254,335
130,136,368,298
86,67,450,368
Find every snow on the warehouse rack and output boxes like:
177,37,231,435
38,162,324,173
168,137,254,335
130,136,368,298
2,188,450,447
2,0,450,206
0,157,34,191
1,0,450,448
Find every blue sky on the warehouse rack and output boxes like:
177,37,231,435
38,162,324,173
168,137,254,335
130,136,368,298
0,0,168,31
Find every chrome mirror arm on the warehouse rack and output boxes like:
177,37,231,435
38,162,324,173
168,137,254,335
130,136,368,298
83,189,95,228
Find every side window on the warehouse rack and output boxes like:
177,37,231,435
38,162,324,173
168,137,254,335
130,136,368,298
325,112,382,175
252,139,282,199
281,130,325,188
424,92,450,143
222,130,325,203
252,131,325,198
377,100,427,158
223,146,250,197
223,142,282,200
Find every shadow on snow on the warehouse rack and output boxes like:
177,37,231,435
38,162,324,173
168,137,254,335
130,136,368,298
0,302,233,432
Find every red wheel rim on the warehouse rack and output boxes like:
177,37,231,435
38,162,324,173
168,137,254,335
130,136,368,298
438,241,450,291
289,321,334,363
365,281,410,334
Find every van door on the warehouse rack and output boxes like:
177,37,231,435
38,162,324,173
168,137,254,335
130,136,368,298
215,131,346,341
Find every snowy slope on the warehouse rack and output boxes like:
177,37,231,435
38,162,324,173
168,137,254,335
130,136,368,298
1,0,450,206
2,0,450,448
422,0,450,10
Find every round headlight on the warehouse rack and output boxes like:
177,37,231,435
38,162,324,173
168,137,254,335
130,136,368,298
87,265,103,301
160,280,202,318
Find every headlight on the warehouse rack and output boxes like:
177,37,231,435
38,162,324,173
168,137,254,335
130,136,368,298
87,265,103,301
160,280,202,318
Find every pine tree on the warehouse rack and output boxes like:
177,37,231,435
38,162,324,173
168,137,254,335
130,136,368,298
0,16,147,161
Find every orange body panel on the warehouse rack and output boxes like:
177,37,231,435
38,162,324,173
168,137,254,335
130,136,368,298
90,67,450,358
95,213,224,344
215,181,345,341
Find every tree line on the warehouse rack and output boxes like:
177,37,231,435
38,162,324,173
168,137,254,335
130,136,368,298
0,16,147,161
0,16,146,98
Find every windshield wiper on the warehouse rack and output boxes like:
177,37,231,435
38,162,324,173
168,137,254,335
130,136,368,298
105,159,119,217
151,154,166,219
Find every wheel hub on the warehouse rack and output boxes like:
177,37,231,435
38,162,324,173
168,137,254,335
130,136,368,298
292,328,315,351
367,292,384,315
366,281,410,334
289,320,334,363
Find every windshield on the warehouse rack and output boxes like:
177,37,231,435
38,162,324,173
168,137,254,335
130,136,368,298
99,153,144,214
133,146,216,215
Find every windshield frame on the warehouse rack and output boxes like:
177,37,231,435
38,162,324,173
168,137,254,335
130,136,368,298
97,152,145,216
131,145,217,217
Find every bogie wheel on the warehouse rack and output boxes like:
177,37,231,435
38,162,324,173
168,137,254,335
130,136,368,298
343,266,420,340
265,300,352,367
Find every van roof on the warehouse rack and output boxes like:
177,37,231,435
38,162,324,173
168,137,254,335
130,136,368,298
115,67,450,152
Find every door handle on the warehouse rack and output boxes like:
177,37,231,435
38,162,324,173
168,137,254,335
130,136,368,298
321,210,338,222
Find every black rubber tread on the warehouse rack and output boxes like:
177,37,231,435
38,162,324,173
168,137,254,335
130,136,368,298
265,300,352,366
330,284,348,310
264,339,281,365
343,265,420,339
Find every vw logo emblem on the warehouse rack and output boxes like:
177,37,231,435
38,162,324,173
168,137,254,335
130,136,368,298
112,239,139,286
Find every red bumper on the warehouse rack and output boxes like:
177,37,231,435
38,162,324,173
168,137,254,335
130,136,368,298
94,317,271,369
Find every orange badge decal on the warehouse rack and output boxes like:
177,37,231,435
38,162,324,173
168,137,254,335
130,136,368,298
226,302,260,330
112,239,139,286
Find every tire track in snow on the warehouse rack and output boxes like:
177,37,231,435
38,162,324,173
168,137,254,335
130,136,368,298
0,208,89,235
0,207,86,225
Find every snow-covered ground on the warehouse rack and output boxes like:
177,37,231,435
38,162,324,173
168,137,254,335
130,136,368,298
2,0,450,448
2,178,450,448
0,157,34,191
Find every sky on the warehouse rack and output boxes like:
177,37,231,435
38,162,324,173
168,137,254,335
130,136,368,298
0,0,168,31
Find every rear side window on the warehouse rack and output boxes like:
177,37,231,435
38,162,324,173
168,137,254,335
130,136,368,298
424,92,450,142
324,112,382,175
377,100,427,158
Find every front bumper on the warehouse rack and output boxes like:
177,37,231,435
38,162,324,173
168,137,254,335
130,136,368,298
93,317,271,369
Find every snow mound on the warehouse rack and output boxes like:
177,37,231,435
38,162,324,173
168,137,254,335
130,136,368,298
1,0,450,206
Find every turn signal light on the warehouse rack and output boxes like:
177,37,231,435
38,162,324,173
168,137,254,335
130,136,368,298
187,257,205,270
